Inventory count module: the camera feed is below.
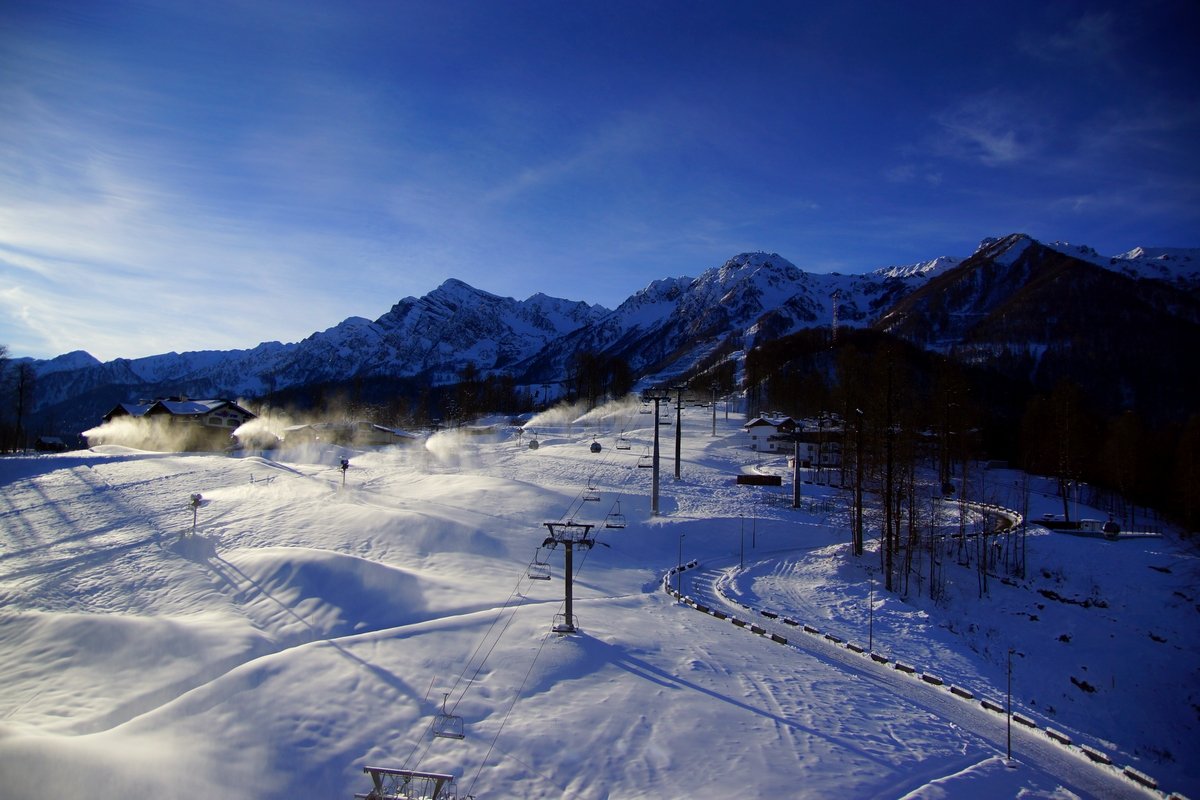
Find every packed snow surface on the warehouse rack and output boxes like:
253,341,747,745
0,410,1195,799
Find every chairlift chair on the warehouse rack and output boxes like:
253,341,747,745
615,436,631,450
527,547,552,580
432,693,465,740
637,449,654,469
582,481,601,502
604,501,627,529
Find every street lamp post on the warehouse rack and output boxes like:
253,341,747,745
868,577,875,652
1007,648,1015,762
677,533,686,598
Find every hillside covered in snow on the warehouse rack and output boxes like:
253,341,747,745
0,403,1195,799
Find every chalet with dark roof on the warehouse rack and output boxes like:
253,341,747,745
90,397,256,451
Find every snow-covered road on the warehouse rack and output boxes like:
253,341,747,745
676,560,1156,799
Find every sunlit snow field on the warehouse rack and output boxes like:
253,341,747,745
0,402,1195,799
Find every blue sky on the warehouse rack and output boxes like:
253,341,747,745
2,1,1198,361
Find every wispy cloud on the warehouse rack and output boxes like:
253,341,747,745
932,95,1037,167
1019,10,1118,64
884,163,943,186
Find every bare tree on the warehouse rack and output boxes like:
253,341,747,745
13,362,35,451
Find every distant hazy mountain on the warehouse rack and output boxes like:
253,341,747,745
21,234,1200,432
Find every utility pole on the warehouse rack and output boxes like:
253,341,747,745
642,391,671,515
792,437,802,509
710,381,718,436
542,521,596,634
854,408,865,557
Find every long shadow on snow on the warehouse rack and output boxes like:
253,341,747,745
206,554,417,699
570,632,895,769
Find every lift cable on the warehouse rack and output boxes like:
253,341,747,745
403,400,650,786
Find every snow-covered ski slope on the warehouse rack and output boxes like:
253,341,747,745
0,403,1194,799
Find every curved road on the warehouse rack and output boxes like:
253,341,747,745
674,558,1160,800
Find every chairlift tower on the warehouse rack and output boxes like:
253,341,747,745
542,521,595,634
356,766,460,800
671,384,687,479
641,391,671,514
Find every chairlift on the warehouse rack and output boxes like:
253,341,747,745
639,405,652,414
590,436,602,454
605,501,627,529
432,692,465,740
615,436,631,450
637,449,654,469
527,547,552,580
582,482,601,502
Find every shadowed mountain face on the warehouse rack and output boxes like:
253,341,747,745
876,234,1200,423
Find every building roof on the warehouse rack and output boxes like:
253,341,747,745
104,398,254,422
744,416,797,430
148,399,230,416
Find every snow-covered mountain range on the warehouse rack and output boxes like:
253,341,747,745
21,233,1200,432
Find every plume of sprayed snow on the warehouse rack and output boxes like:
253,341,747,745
82,417,208,453
232,414,293,447
524,394,644,431
574,395,648,427
523,400,588,430
423,428,490,470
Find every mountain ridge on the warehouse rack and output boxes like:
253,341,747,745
16,235,1200,432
